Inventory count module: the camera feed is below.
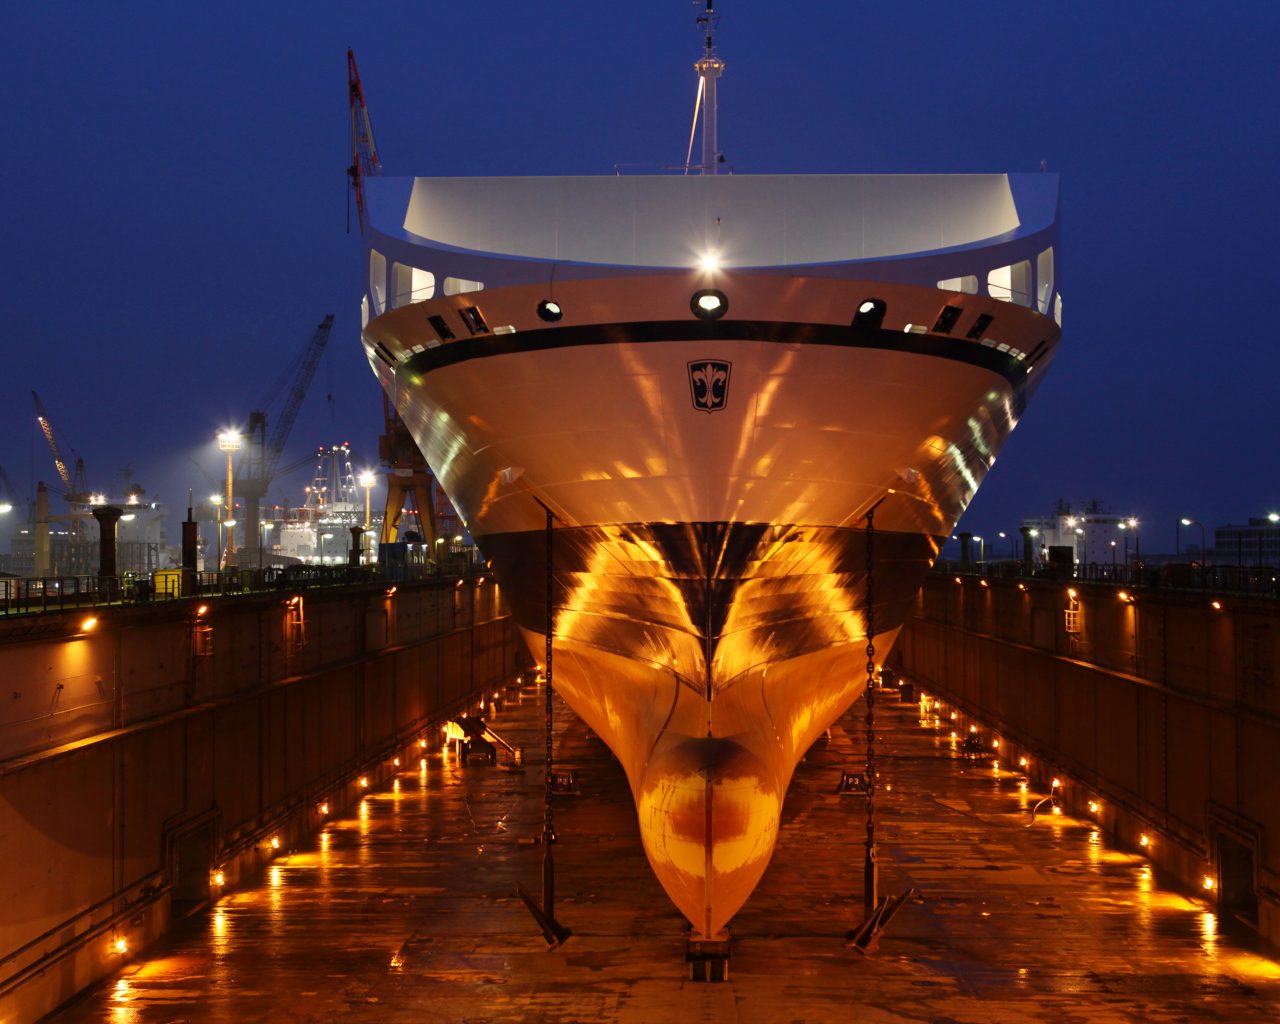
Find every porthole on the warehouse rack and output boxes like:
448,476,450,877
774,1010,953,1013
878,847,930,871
537,299,563,323
690,289,728,321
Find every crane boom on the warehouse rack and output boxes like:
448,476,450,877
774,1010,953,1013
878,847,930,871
347,49,381,233
264,315,334,482
32,391,73,494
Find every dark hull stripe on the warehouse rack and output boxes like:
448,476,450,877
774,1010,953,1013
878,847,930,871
403,319,1034,387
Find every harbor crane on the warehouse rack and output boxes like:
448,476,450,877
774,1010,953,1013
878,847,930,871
236,314,335,564
347,49,381,233
33,391,92,536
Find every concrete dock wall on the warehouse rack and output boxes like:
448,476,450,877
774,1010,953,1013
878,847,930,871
0,577,523,1024
893,573,1280,946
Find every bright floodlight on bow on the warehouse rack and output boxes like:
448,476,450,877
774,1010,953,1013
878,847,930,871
359,473,376,488
690,289,729,321
218,432,242,451
701,254,719,270
536,299,563,323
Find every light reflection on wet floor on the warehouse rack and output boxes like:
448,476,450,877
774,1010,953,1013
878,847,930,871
60,686,1280,1023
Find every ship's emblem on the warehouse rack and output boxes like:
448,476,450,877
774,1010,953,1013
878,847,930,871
688,360,731,412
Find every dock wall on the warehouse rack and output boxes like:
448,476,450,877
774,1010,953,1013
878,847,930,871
892,573,1280,946
0,577,524,1024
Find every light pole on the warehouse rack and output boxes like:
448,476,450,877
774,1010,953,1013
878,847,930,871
320,532,333,564
218,433,242,569
1181,518,1206,587
972,535,984,564
359,473,377,565
260,521,274,568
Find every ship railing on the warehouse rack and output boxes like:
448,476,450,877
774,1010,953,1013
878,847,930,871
933,559,1280,599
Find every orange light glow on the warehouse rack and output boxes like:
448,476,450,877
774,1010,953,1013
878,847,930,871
1212,601,1222,610
1019,757,1028,767
81,617,97,631
1203,875,1216,889
992,740,1000,748
387,586,397,596
1052,778,1061,788
270,836,280,849
113,937,127,954
393,757,400,766
954,576,962,584
1068,589,1077,599
1089,801,1099,813
1018,583,1027,591
359,777,369,787
213,871,225,885
980,580,989,587
197,605,208,615
1140,833,1151,847
320,803,329,814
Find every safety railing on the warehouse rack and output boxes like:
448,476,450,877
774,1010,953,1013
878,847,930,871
935,558,1280,599
0,562,487,617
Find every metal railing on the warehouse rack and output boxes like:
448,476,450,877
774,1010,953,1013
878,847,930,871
935,558,1280,599
0,562,486,618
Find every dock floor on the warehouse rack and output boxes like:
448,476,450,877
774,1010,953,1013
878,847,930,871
53,683,1280,1023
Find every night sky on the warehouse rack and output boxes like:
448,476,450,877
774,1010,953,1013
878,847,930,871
3,2,1278,555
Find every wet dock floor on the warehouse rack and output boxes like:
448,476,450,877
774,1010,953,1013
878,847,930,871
59,685,1280,1023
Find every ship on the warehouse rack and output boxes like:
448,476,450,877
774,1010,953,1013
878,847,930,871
354,7,1062,938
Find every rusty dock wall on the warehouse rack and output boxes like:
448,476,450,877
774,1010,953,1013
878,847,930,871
0,576,524,1024
892,571,1280,946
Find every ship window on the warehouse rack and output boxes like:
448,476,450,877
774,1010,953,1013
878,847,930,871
458,306,490,335
369,250,387,314
988,262,1032,307
390,263,412,309
427,314,455,341
937,276,978,294
931,306,964,335
965,313,995,340
443,277,484,296
412,268,435,302
361,294,369,329
1037,248,1055,313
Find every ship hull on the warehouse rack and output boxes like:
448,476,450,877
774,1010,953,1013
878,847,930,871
363,270,1059,931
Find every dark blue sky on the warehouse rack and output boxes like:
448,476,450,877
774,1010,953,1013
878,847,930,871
3,1,1278,553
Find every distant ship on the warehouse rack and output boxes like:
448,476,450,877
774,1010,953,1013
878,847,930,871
355,8,1061,938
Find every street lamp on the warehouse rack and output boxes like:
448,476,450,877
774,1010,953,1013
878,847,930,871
0,504,11,514
218,432,242,569
320,532,334,564
260,521,274,568
359,473,377,565
1181,518,1206,587
972,535,984,563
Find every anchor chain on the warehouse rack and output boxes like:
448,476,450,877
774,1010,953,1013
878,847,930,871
864,501,878,911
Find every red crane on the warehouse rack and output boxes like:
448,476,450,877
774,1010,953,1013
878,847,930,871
347,49,381,233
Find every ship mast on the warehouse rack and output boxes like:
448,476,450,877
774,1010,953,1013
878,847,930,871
694,1,725,174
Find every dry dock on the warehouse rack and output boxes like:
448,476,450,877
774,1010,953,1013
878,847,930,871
44,679,1280,1024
